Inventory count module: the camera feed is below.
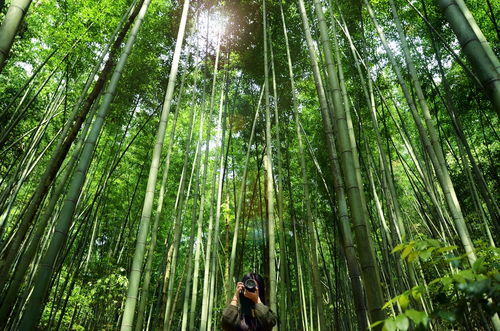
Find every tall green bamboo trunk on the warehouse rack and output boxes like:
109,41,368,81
180,98,204,331
207,82,229,331
262,0,277,317
17,0,152,328
194,22,222,331
437,0,500,113
156,74,186,328
290,211,309,331
200,73,226,331
134,62,187,331
268,29,291,329
278,9,308,328
0,0,32,72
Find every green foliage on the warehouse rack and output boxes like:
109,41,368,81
371,310,428,331
391,239,461,264
376,239,500,330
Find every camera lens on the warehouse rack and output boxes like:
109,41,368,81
244,279,256,290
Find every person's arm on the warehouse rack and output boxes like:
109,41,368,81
221,304,239,330
254,303,277,329
221,282,244,330
230,294,238,306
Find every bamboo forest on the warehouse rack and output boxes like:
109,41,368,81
0,0,499,330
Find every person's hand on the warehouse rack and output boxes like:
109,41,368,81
230,282,244,306
244,286,261,304
234,282,244,297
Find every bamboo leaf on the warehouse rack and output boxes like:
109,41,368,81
437,245,458,254
391,243,406,254
408,251,419,263
395,314,409,330
401,244,414,259
398,293,410,311
411,286,423,301
405,309,428,326
382,319,396,331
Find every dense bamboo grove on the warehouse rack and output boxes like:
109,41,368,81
0,0,499,330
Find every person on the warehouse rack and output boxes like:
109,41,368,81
221,272,277,331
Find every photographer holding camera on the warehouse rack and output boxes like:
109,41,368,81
221,272,277,331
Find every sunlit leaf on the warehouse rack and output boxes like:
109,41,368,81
395,314,409,330
382,319,396,331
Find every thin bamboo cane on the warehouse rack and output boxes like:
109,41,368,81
188,20,222,331
262,0,277,317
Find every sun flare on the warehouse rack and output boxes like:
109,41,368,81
191,9,229,51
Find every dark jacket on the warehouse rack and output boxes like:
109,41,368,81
221,303,277,331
